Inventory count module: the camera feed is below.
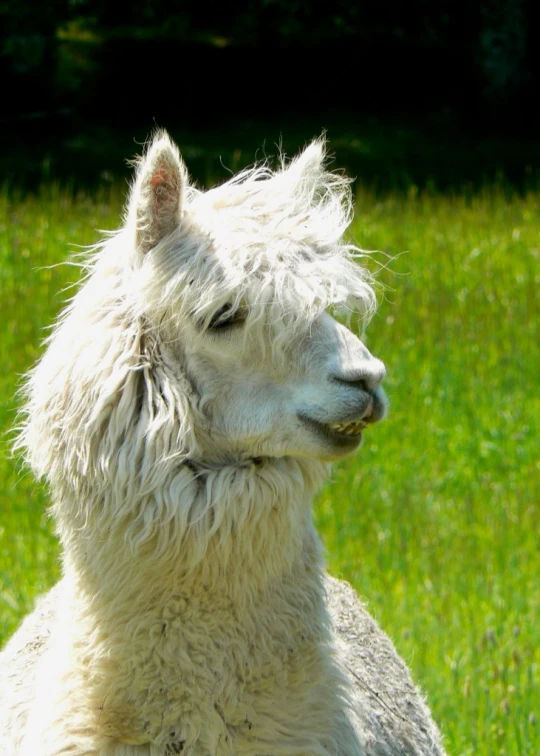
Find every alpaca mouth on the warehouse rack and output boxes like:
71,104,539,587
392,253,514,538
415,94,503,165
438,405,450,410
298,414,368,447
325,419,367,438
298,392,386,449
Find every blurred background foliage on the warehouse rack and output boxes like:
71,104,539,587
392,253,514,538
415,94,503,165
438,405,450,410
1,0,540,191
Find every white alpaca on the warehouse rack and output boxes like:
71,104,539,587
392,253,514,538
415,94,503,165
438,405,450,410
0,132,446,755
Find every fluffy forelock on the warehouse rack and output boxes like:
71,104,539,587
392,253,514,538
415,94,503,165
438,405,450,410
128,139,376,335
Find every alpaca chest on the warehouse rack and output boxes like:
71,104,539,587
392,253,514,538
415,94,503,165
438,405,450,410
103,596,323,732
90,581,344,755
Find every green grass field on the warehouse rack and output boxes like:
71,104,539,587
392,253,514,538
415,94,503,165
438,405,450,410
0,177,538,755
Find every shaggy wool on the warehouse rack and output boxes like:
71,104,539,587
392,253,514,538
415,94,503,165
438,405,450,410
0,132,447,756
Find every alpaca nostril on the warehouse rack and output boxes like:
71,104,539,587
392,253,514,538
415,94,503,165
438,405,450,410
335,377,368,392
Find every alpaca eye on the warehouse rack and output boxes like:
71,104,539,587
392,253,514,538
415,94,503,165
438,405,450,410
207,304,246,331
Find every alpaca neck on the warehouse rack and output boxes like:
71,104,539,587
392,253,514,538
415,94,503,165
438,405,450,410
53,457,333,748
59,455,330,608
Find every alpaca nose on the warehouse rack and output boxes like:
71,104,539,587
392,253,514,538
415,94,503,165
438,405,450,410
332,358,386,393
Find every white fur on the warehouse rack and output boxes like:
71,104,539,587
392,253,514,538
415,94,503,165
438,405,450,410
0,132,446,755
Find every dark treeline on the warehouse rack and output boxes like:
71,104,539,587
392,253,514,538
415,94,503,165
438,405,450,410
2,1,538,129
1,1,539,190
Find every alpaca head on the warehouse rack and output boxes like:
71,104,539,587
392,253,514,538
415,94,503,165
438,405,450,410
122,132,387,465
20,131,387,515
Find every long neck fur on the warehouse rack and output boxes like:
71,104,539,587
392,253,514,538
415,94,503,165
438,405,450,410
17,291,343,752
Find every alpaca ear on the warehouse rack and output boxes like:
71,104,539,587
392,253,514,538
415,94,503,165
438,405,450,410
282,140,327,206
289,140,326,181
127,131,188,256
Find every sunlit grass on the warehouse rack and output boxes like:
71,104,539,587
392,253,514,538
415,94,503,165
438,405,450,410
0,180,538,755
0,184,120,632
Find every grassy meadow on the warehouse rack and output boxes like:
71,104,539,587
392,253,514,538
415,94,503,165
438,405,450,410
0,172,538,755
